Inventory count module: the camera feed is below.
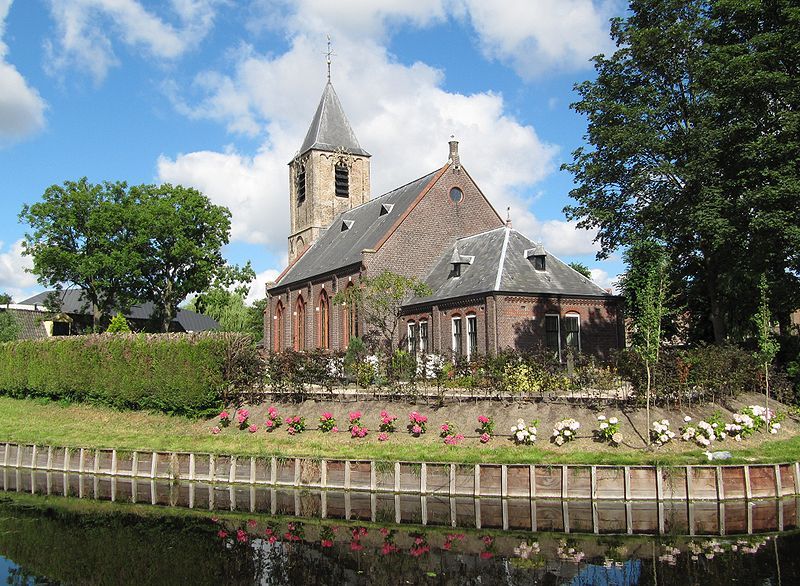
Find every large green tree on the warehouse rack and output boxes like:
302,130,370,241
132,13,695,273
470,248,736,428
20,179,147,330
563,0,800,344
131,184,237,332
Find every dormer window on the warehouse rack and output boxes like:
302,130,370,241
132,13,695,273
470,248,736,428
379,203,394,216
296,165,306,204
335,163,349,197
525,245,547,271
341,219,354,232
449,249,474,278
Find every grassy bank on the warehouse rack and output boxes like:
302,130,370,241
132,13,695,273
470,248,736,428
1,396,799,466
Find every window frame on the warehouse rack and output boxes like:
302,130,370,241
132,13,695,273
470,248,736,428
544,313,561,361
451,315,463,356
319,289,330,349
419,319,428,354
466,313,478,360
274,300,284,352
295,295,306,351
335,163,349,198
564,312,581,354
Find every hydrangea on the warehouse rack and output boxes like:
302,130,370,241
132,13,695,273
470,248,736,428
510,418,538,445
650,419,675,446
552,418,580,446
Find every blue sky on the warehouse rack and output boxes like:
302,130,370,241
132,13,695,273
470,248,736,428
0,0,626,303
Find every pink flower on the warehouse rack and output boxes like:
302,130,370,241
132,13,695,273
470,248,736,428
265,419,274,428
350,541,364,551
211,426,221,435
349,411,362,421
442,541,452,550
412,425,422,435
219,411,230,420
478,415,489,424
455,434,464,441
482,536,494,546
379,527,389,537
293,416,301,423
321,412,333,420
217,529,228,539
236,409,249,422
440,424,450,432
332,426,339,433
248,424,258,433
288,427,296,435
285,417,292,424
267,535,277,544
380,410,388,418
236,529,248,543
378,432,389,442
268,406,278,418
480,551,494,559
321,539,333,548
480,433,491,443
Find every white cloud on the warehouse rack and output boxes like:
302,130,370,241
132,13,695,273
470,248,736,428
44,0,221,83
457,0,621,78
589,267,620,293
246,268,282,305
0,0,46,144
538,218,599,256
0,240,38,301
159,34,559,256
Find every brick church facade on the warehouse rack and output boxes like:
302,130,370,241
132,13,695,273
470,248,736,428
265,81,624,359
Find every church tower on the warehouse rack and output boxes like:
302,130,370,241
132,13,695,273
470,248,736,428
288,81,371,262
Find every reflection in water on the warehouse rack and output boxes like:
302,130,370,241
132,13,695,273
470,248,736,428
0,468,799,584
1,467,798,536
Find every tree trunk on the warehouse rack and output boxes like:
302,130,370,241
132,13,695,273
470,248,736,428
703,254,727,343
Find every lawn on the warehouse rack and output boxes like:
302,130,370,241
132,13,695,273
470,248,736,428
1,395,798,466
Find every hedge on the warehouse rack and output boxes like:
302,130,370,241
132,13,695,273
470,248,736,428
0,332,261,417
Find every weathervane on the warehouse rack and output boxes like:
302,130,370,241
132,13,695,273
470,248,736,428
325,35,336,81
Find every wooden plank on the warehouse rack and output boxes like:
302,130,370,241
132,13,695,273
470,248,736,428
321,459,328,488
420,463,427,494
131,451,138,477
250,457,256,485
474,464,481,497
294,458,301,487
501,465,508,498
716,466,724,500
344,460,351,490
744,465,752,500
530,465,536,499
590,466,597,500
189,454,195,481
774,464,782,498
449,464,456,497
562,465,569,498
685,466,693,500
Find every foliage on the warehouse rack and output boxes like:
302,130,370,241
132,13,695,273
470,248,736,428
332,270,431,355
510,419,538,445
105,313,131,333
562,0,800,344
568,262,592,279
0,310,20,342
19,178,148,330
0,291,11,304
0,333,260,417
594,414,621,444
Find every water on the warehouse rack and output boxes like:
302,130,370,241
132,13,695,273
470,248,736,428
0,469,799,584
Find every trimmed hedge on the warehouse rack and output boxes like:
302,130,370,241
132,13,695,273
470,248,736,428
0,332,260,417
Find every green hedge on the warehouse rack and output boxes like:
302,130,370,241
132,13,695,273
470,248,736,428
0,332,260,417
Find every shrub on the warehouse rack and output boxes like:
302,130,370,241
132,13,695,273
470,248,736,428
0,333,259,417
510,419,538,445
105,313,131,333
552,418,580,446
594,414,621,444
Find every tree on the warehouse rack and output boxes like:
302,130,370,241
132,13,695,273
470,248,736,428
0,310,19,342
568,262,592,280
620,239,668,443
332,271,431,355
185,264,258,336
562,0,800,344
105,313,131,333
128,183,237,332
0,292,11,305
754,274,779,416
19,178,147,330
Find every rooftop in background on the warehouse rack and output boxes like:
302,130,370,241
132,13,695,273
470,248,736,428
17,290,219,333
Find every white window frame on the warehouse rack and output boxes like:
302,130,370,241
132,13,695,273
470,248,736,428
466,314,478,361
451,316,463,356
564,312,581,354
419,319,428,354
407,321,417,354
544,313,561,362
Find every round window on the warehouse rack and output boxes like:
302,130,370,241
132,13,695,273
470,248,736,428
449,187,463,203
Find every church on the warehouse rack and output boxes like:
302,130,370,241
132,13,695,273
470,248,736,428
264,80,624,359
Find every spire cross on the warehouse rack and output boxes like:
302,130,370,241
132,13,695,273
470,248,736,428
325,35,336,81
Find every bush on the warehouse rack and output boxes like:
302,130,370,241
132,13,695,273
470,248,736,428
614,344,792,406
0,332,261,417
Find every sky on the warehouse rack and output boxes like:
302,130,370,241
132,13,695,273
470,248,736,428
0,0,628,304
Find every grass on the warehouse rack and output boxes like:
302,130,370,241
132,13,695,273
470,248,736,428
1,395,799,466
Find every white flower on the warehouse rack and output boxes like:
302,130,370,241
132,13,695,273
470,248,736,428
597,415,606,421
599,422,609,430
564,430,572,436
555,436,564,446
609,417,618,425
516,430,526,441
684,416,692,422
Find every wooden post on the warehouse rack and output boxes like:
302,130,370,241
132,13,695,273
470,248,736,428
78,448,85,474
344,460,351,491
449,464,456,497
46,446,53,471
794,462,800,496
501,465,508,499
111,450,118,476
321,460,328,489
625,502,632,535
590,466,597,500
63,448,70,473
370,462,376,492
31,445,37,470
294,458,301,487
93,449,100,474
502,499,509,530
394,462,401,493
209,454,216,482
744,465,752,500
655,467,664,501
685,466,693,501
150,452,158,479
719,501,726,536
563,500,570,533
2,443,8,467
421,495,428,525
189,454,195,481
562,465,569,498
716,467,724,500
530,465,536,499
132,451,138,477
774,464,782,498
420,463,427,495
474,464,481,498
450,497,457,527
229,456,237,484
623,466,631,500
270,457,276,485
250,457,256,485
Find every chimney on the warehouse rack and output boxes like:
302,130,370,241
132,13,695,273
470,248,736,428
448,137,460,168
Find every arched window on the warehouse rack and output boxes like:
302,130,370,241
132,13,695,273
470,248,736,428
296,164,306,203
451,314,463,356
466,313,478,360
319,289,330,349
342,282,359,346
335,162,349,197
295,295,306,351
407,320,418,354
274,300,284,352
419,319,428,353
564,312,581,354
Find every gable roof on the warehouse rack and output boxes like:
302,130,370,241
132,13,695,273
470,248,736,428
273,169,441,288
408,226,614,305
19,290,220,332
298,81,370,158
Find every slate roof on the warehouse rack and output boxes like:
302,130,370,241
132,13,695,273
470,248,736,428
0,308,48,339
298,82,370,157
408,227,613,305
19,290,220,332
273,169,441,288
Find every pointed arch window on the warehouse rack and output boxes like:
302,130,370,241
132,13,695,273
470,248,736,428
295,295,306,350
274,300,284,352
335,162,349,197
319,289,330,349
296,164,307,204
342,283,359,346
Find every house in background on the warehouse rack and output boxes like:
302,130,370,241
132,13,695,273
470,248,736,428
1,290,218,339
265,80,624,358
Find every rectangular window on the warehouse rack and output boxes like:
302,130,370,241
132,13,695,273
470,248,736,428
335,165,349,197
451,317,463,356
545,314,560,359
296,167,306,203
467,315,478,360
407,322,418,354
564,314,580,353
419,320,428,353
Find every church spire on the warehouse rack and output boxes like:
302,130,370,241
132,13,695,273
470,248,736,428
298,81,370,158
